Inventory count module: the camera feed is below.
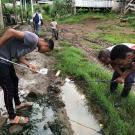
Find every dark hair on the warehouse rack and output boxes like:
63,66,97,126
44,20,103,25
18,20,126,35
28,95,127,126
44,38,54,50
52,19,55,21
98,49,110,59
110,45,133,60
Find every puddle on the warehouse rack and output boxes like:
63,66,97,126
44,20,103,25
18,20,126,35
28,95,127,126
61,79,101,135
0,89,55,135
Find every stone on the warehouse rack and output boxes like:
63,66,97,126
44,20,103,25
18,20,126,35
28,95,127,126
9,125,23,134
0,117,7,128
43,123,48,130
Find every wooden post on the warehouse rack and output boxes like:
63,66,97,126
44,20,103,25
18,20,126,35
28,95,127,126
72,0,76,15
0,0,4,29
20,0,23,23
31,0,34,16
13,0,17,22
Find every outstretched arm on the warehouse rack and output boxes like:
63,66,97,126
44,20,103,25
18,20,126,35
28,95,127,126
0,28,24,46
19,56,37,73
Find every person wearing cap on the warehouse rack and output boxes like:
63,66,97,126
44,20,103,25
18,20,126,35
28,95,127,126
0,28,54,124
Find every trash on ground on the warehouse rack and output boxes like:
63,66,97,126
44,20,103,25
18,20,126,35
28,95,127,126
37,68,48,75
55,70,61,77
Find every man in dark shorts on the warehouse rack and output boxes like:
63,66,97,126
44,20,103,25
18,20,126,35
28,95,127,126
0,28,54,124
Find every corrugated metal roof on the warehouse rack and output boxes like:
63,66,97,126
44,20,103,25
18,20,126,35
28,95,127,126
74,0,113,8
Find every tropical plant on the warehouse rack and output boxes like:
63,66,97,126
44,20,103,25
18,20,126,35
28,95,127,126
51,0,72,17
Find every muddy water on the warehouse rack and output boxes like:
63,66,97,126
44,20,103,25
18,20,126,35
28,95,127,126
0,88,55,135
61,79,101,135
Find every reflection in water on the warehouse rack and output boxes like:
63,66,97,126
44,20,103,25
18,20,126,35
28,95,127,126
61,80,101,135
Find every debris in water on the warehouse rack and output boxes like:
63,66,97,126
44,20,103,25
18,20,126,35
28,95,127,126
55,70,61,77
65,78,70,82
47,85,61,94
100,123,104,128
47,120,64,134
65,78,74,83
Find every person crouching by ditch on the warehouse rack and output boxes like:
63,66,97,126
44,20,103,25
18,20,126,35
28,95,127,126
0,28,54,124
98,44,135,106
110,45,135,98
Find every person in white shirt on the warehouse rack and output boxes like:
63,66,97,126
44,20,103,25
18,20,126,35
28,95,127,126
33,10,43,36
50,19,58,40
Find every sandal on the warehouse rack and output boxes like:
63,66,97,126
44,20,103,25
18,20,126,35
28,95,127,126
8,116,29,124
15,102,33,110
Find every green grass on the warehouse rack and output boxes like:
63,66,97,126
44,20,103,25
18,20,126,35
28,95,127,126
88,44,103,51
122,13,135,29
58,12,117,24
42,14,52,21
87,32,135,44
56,41,135,135
88,23,135,44
102,33,135,44
97,25,121,31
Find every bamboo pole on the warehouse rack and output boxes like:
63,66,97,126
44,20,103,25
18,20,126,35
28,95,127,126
31,0,34,16
0,0,4,29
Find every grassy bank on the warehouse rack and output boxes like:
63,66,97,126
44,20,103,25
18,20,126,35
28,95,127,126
58,12,117,24
56,41,135,135
87,32,135,44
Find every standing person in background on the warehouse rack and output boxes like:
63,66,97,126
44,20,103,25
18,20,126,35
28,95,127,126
50,19,58,40
33,10,43,36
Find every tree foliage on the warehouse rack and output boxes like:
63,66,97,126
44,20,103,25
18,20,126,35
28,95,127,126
51,0,72,17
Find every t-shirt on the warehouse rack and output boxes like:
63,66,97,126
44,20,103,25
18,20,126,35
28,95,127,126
0,31,39,65
107,43,135,51
51,21,57,29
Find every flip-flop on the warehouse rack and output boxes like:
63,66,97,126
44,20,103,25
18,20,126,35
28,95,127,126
7,116,29,124
15,102,33,110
